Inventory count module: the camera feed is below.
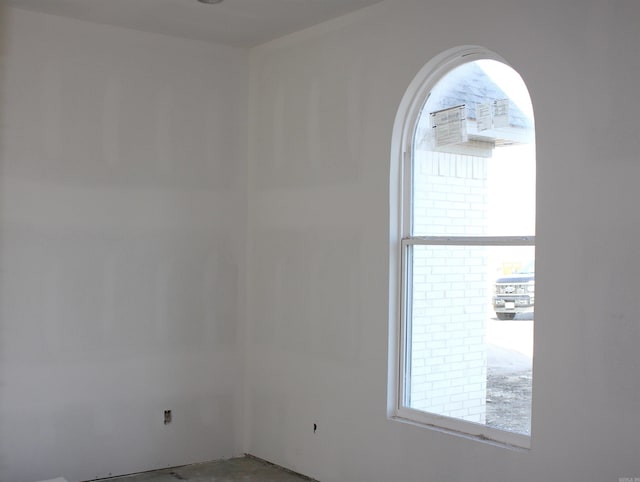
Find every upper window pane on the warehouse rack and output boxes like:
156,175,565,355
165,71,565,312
412,60,535,237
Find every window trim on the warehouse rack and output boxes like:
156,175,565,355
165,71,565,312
389,46,534,449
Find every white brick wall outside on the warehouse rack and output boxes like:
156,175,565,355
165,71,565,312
409,150,488,424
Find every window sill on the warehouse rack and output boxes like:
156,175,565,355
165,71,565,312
389,413,531,451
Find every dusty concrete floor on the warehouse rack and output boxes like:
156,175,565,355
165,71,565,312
103,456,316,482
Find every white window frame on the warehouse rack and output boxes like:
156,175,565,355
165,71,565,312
388,46,534,449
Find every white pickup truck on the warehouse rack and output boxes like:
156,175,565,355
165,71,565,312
492,260,535,320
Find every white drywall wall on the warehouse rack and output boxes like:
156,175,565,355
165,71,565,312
0,8,248,482
3,1,640,481
246,1,640,481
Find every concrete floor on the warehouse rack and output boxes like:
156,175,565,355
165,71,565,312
104,456,316,482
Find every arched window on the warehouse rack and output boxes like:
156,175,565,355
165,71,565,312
390,47,535,447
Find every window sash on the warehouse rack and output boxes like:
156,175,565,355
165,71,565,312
402,236,535,247
397,236,535,448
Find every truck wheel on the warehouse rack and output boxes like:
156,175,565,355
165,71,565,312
496,313,516,320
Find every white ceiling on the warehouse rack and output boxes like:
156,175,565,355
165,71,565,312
3,0,384,47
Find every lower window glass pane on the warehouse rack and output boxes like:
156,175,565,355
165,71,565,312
404,244,534,435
